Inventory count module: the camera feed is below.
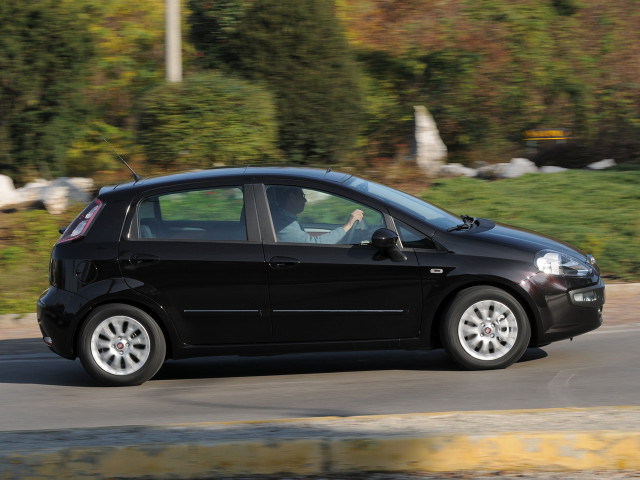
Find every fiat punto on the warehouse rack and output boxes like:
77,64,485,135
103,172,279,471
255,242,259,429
38,167,605,385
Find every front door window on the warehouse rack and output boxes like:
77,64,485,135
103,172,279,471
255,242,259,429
265,185,384,245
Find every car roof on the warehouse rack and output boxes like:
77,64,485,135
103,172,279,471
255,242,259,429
98,166,353,197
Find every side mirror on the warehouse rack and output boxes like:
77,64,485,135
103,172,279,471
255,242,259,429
371,228,407,262
371,228,399,249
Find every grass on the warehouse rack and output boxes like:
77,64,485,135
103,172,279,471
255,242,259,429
1,166,638,313
422,167,640,281
0,209,76,314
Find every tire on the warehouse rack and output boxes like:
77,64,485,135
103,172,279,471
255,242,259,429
78,304,166,386
441,286,531,370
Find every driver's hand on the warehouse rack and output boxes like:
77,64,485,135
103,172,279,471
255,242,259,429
344,209,364,231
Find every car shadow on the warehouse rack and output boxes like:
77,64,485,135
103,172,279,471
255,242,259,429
154,349,458,382
0,337,100,387
155,347,547,382
0,337,547,387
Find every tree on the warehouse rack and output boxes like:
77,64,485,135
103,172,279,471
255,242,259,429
0,0,94,181
220,0,364,163
188,0,251,68
138,72,280,170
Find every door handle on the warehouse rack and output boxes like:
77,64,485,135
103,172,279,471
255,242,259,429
268,256,301,269
128,253,160,265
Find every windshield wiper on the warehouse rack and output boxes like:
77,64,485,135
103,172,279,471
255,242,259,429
447,214,480,232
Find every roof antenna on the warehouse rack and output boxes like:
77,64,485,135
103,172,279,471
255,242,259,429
102,137,142,182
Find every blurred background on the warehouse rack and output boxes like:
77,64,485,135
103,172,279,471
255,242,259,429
1,0,639,312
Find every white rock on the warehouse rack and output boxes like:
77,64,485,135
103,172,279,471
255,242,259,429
500,158,538,178
439,163,477,177
477,163,508,179
540,166,568,173
0,175,19,209
14,177,94,214
414,106,447,173
17,179,50,203
586,159,616,170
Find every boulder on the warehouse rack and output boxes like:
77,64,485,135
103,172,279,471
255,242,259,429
414,106,447,173
439,163,477,177
540,166,568,173
0,175,19,209
500,158,538,178
476,163,508,179
586,159,616,170
14,177,94,214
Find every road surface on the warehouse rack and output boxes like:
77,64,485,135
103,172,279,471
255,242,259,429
1,323,638,432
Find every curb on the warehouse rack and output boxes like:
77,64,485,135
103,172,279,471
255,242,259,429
2,408,639,479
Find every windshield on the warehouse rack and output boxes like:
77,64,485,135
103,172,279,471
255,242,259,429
345,177,461,230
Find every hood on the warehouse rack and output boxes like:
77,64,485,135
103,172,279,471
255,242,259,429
434,220,587,262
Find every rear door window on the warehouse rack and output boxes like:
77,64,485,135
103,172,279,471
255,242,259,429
137,186,246,241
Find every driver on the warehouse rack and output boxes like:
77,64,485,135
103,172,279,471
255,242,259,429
270,186,364,244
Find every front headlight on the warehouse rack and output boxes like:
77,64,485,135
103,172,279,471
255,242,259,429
535,250,593,277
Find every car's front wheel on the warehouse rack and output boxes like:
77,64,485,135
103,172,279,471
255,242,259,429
78,304,166,386
442,286,530,370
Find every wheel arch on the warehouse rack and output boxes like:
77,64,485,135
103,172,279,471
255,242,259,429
428,279,541,349
72,297,176,360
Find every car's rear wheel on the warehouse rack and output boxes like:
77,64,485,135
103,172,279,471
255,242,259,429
442,286,530,370
78,304,166,386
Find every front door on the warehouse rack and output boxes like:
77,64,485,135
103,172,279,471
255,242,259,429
262,184,422,343
119,184,271,346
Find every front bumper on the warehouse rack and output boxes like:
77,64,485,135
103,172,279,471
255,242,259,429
535,278,605,345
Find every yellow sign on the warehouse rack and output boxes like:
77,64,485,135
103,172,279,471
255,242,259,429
524,129,571,141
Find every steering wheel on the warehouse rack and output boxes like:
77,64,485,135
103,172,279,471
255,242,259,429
341,218,370,245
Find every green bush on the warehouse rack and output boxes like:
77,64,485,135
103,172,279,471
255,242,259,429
222,0,364,163
138,72,281,170
0,0,95,181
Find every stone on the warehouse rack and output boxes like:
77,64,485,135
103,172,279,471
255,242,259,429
500,158,538,178
414,106,447,173
439,163,477,177
0,175,19,209
14,177,94,214
540,166,568,173
586,159,616,170
476,163,508,179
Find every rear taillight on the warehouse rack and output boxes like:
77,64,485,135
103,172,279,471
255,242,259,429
57,199,103,244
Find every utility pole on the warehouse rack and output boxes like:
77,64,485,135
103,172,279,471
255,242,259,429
165,0,182,82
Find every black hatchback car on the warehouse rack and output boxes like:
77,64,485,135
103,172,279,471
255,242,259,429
38,167,605,386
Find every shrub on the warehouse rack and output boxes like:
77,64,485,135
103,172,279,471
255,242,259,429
222,0,364,163
138,72,280,170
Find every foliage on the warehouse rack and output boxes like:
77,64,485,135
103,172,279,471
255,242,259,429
0,209,76,314
336,0,640,165
82,0,193,128
63,122,131,177
138,72,280,170
423,169,640,281
188,0,252,68
0,0,95,181
220,0,364,163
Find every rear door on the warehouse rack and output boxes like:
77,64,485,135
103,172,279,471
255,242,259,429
119,183,271,346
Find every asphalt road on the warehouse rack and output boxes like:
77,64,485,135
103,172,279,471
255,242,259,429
1,323,638,432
